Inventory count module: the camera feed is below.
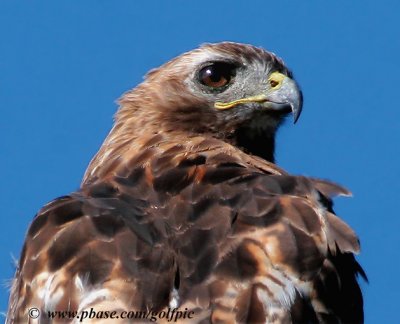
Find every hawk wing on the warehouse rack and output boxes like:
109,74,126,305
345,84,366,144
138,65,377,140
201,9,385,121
8,136,364,323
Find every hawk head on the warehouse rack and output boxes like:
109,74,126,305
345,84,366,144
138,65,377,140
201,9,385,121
119,42,302,162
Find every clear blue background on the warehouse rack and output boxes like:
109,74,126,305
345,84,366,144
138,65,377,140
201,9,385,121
1,1,398,322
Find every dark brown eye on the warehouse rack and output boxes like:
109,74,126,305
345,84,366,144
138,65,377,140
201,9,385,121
199,63,235,88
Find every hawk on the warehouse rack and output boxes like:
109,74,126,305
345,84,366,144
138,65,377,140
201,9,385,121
7,42,365,323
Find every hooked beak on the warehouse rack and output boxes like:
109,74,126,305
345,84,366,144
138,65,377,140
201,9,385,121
214,72,303,123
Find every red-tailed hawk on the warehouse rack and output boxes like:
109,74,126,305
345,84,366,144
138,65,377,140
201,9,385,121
7,42,365,323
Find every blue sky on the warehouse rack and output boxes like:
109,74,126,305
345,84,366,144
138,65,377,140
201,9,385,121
1,1,399,322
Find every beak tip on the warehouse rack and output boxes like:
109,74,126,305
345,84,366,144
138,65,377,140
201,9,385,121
293,113,300,124
278,77,303,124
292,89,303,124
291,104,302,124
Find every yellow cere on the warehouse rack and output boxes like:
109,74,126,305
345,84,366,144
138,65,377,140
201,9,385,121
268,71,286,90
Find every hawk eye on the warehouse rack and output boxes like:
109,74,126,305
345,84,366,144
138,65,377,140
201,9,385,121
199,63,236,88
